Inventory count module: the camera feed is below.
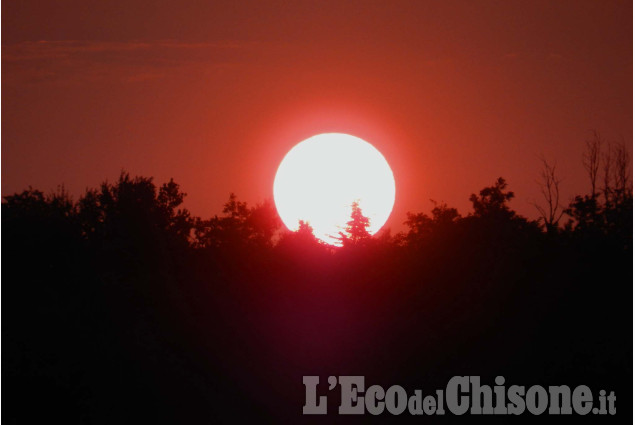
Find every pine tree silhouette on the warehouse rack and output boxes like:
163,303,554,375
337,201,371,247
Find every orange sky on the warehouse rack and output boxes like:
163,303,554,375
2,1,632,231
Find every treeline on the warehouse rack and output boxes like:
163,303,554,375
3,169,630,256
3,134,630,258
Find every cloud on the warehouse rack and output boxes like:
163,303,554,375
2,40,272,85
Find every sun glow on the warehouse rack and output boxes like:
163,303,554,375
273,133,396,245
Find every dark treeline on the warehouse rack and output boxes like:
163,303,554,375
3,142,632,424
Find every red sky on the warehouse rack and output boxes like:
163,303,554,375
2,1,632,231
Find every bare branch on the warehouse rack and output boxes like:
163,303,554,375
602,141,612,204
612,139,631,202
583,130,602,198
533,155,564,231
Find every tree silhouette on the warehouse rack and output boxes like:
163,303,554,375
297,219,314,236
402,200,460,247
158,178,193,243
469,177,516,220
336,201,371,247
194,193,248,249
276,219,326,257
194,193,281,249
566,138,632,246
533,157,565,233
583,130,602,198
76,172,194,252
247,198,283,247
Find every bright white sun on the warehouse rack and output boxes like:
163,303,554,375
273,133,396,245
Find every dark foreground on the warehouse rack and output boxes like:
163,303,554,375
3,174,632,423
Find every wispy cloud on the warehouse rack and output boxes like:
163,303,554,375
2,40,273,85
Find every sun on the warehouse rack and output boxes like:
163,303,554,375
273,133,396,245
